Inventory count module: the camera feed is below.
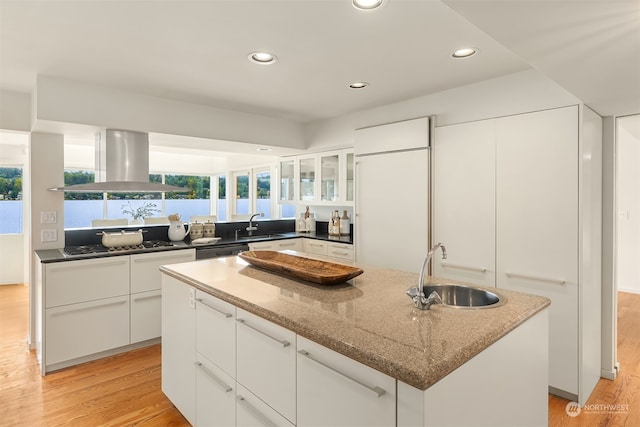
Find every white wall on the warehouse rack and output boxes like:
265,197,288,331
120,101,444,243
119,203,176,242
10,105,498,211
0,235,24,285
0,90,31,132
616,116,640,294
33,75,306,150
304,69,582,150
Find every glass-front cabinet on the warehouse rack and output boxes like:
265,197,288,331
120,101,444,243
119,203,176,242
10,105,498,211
277,149,354,208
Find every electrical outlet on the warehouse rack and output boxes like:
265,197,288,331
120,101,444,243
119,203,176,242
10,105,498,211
41,211,57,224
41,229,58,242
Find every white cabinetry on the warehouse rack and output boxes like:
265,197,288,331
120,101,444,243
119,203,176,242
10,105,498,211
248,238,302,252
433,119,496,286
236,384,295,427
432,105,601,404
236,308,297,424
278,149,354,206
303,238,327,255
130,250,196,343
195,353,236,427
44,257,130,368
161,274,196,425
326,241,354,261
297,336,396,427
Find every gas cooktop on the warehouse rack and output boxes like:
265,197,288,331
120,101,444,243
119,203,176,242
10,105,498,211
61,240,176,258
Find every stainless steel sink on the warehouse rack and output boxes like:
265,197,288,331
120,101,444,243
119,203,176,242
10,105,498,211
415,284,506,309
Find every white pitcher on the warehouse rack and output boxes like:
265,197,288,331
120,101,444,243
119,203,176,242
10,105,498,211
168,220,191,241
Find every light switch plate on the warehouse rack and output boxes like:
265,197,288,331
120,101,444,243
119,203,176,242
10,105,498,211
41,211,57,224
41,229,58,242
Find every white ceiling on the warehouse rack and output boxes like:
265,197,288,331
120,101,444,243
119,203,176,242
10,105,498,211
0,0,638,138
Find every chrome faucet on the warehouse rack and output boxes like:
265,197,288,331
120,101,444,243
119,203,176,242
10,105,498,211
246,212,264,236
406,243,447,310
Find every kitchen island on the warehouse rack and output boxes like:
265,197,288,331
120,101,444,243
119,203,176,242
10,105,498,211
160,253,550,427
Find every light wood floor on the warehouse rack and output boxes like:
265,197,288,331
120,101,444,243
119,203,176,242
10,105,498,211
1,285,639,426
0,284,188,426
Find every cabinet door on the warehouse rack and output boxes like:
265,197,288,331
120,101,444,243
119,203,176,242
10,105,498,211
320,151,341,202
236,384,295,427
433,120,496,286
236,308,296,424
496,106,579,394
130,249,195,293
196,290,236,377
299,155,317,202
297,336,396,427
45,257,130,308
279,158,295,203
45,295,129,366
161,274,196,425
130,289,162,343
196,353,236,427
303,238,327,255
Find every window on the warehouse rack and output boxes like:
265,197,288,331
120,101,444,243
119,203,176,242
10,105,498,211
0,167,23,234
233,171,250,218
255,169,271,219
164,174,210,221
214,175,227,221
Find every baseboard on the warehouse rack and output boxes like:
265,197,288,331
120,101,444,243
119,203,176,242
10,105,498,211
549,386,578,402
601,368,617,380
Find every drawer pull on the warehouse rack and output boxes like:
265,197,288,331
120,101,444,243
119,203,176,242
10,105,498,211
236,318,290,347
505,272,566,285
279,242,296,247
298,349,386,397
331,250,349,256
50,300,126,316
50,259,127,272
441,262,487,273
133,294,161,302
133,253,193,263
195,298,233,318
194,362,232,392
236,395,278,427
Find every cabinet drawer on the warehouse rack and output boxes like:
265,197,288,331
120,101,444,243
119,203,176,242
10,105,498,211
236,308,296,424
248,242,275,251
297,335,396,427
45,257,130,308
327,242,354,261
45,295,130,365
236,383,295,427
303,239,327,255
196,290,236,377
275,238,302,252
130,249,195,293
196,353,236,427
130,289,162,343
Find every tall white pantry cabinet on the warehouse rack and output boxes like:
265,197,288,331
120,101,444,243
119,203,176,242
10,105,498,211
432,105,602,405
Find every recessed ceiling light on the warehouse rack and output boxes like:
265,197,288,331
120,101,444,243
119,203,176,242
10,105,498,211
256,147,272,152
349,82,369,89
452,47,478,58
352,0,385,11
248,51,278,64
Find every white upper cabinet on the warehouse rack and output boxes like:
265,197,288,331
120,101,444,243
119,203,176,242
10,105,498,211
278,149,354,206
433,119,496,286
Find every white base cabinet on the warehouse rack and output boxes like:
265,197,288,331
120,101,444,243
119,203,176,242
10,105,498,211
195,353,236,427
297,336,396,427
249,238,302,252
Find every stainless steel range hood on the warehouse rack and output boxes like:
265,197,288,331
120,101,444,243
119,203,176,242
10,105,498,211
49,129,187,193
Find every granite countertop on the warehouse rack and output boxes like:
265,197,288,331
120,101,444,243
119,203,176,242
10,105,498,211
35,232,352,263
160,254,550,390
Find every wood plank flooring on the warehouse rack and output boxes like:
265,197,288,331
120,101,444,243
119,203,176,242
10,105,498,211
0,284,188,427
1,284,639,426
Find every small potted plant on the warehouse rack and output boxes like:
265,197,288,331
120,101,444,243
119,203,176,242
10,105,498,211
121,201,161,224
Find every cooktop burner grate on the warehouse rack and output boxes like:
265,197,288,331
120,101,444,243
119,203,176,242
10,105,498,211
63,240,174,257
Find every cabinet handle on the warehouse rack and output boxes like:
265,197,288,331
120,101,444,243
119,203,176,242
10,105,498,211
236,318,290,347
133,294,161,302
133,253,193,263
441,262,487,273
297,349,386,397
50,259,127,272
279,242,296,247
236,395,278,427
194,362,232,392
50,300,126,316
505,272,566,285
330,250,349,256
252,244,271,249
195,298,233,318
